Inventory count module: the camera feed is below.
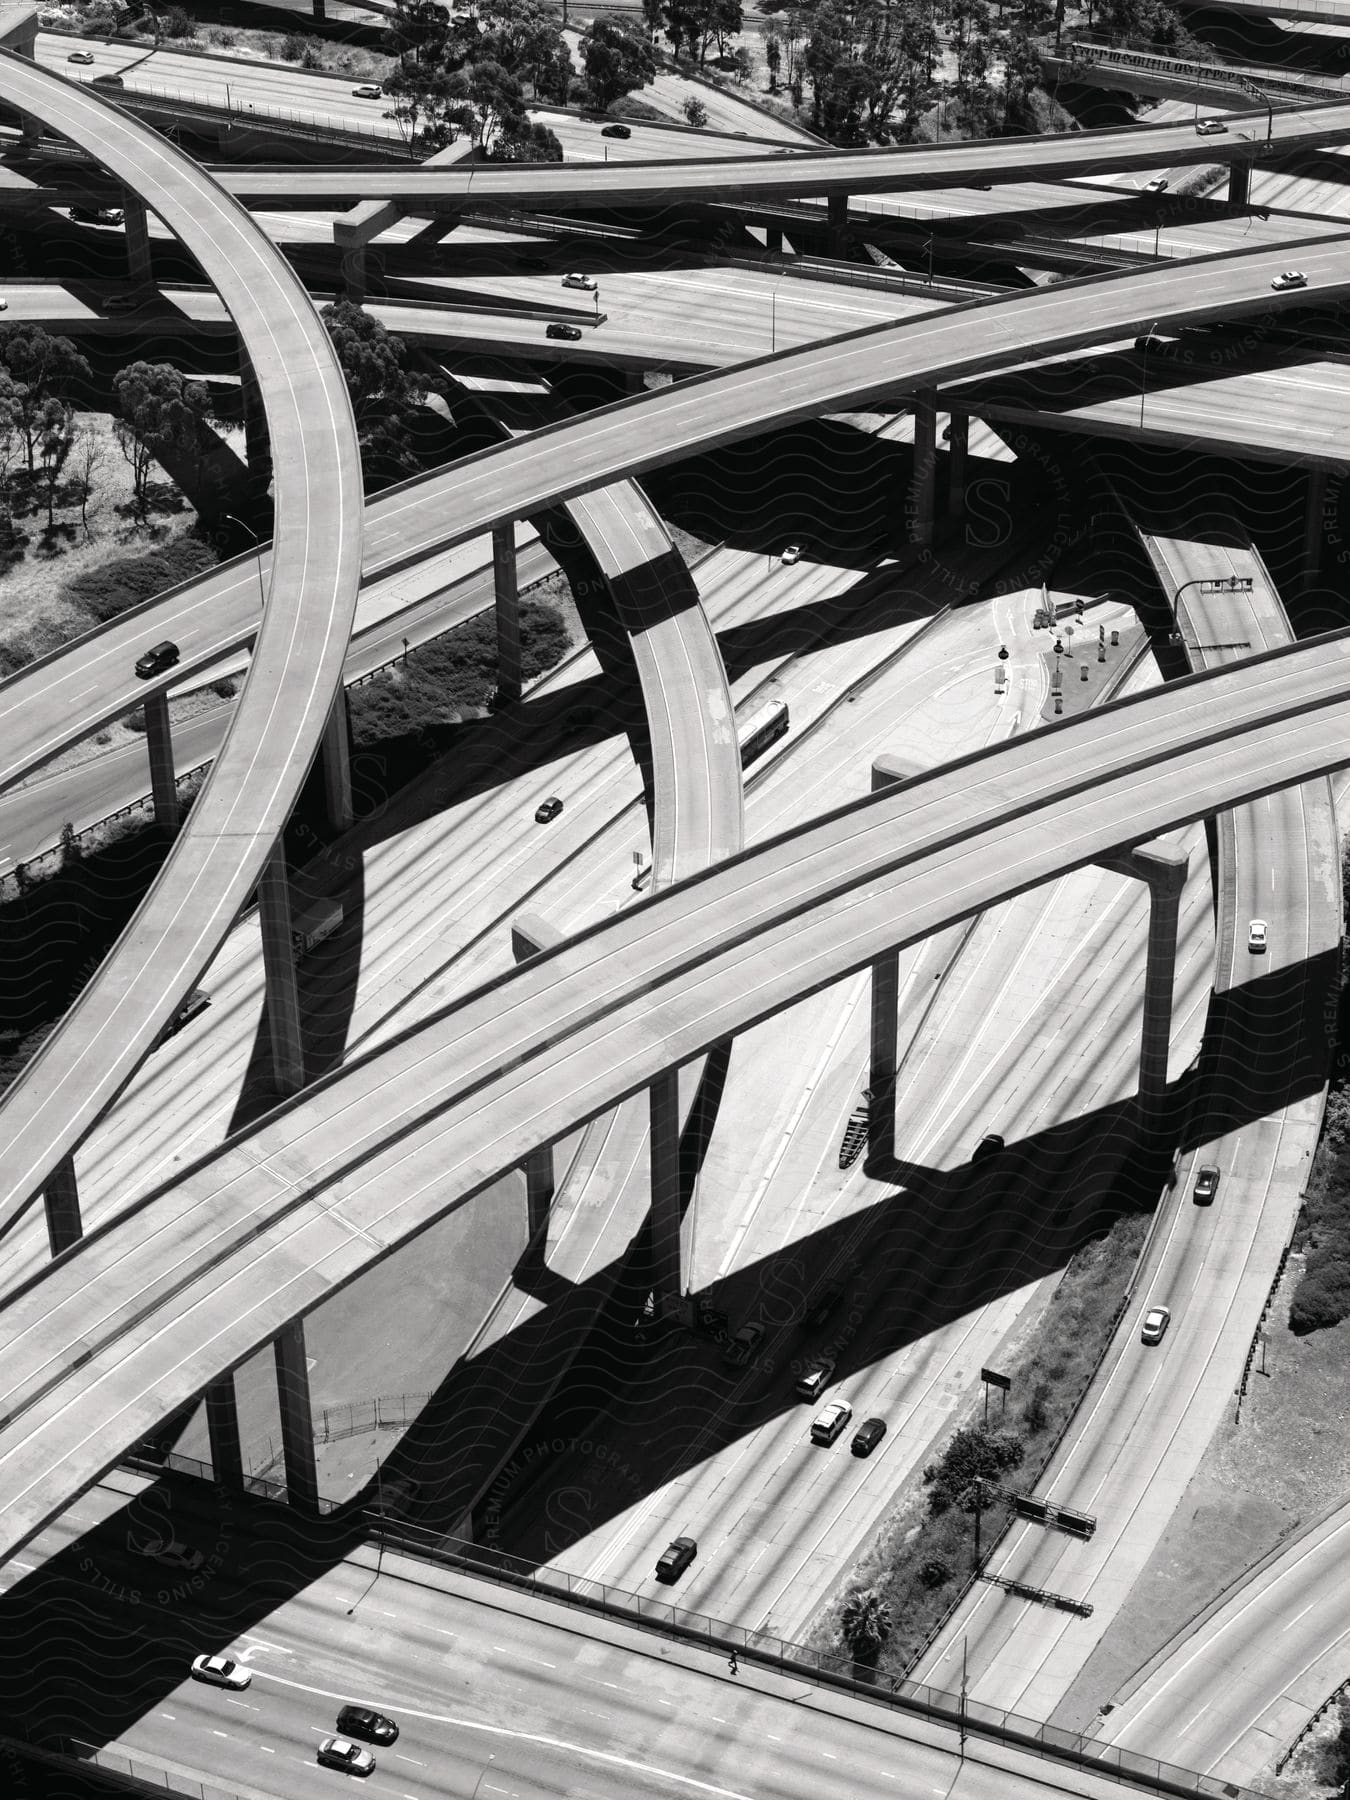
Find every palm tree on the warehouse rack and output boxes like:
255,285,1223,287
840,1590,893,1668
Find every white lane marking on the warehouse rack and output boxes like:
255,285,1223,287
250,1669,759,1800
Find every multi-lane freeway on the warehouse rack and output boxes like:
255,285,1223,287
5,31,1350,1800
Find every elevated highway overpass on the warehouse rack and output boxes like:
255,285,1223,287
212,101,1350,210
0,51,364,1241
5,222,1350,1238
3,629,1350,1570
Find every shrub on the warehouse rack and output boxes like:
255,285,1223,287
1289,1260,1350,1335
281,33,308,58
1021,1380,1050,1433
917,1557,951,1589
301,47,324,69
125,707,146,734
211,678,238,700
64,536,217,626
682,95,708,128
162,5,195,37
923,1425,1025,1517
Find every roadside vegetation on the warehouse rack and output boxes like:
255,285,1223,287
1286,838,1350,1335
825,1211,1148,1676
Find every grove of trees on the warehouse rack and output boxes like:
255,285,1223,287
320,302,442,489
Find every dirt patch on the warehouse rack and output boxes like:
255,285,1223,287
1061,1257,1350,1738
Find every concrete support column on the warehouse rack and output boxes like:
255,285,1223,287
123,195,153,288
20,110,40,145
273,1319,320,1513
258,839,307,1096
623,369,645,397
946,409,969,520
1303,466,1328,598
320,692,353,832
864,758,922,1168
44,1155,82,1258
493,521,522,706
312,0,327,17
1100,837,1189,1107
238,348,271,491
827,191,848,259
143,689,180,831
340,244,367,304
649,1069,683,1306
1227,160,1250,207
765,222,783,254
512,913,559,1242
205,1373,245,1490
910,389,937,548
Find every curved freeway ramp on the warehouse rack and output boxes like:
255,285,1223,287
3,637,1350,1559
0,55,361,1229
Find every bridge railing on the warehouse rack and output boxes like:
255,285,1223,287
366,1516,1273,1800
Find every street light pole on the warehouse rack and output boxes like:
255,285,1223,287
471,1754,496,1799
1139,318,1157,429
223,512,265,611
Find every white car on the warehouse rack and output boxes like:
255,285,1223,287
1248,918,1268,953
795,1357,835,1402
190,1654,251,1690
0,299,7,311
810,1398,853,1444
1143,176,1168,193
317,1737,376,1775
561,272,597,291
352,84,382,99
68,49,95,64
1140,1305,1171,1346
1195,117,1227,135
780,544,802,564
136,1538,205,1571
1271,270,1307,291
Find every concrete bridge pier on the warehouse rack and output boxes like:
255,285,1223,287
827,192,848,258
910,390,937,547
339,244,367,304
512,914,561,1242
123,195,154,288
205,1373,245,1489
1303,466,1328,598
946,409,969,521
765,223,783,254
649,1069,683,1306
274,1319,320,1512
865,757,925,1167
494,521,522,705
320,693,353,832
238,348,272,493
44,1155,83,1257
144,689,181,831
1100,836,1190,1107
258,839,307,1096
